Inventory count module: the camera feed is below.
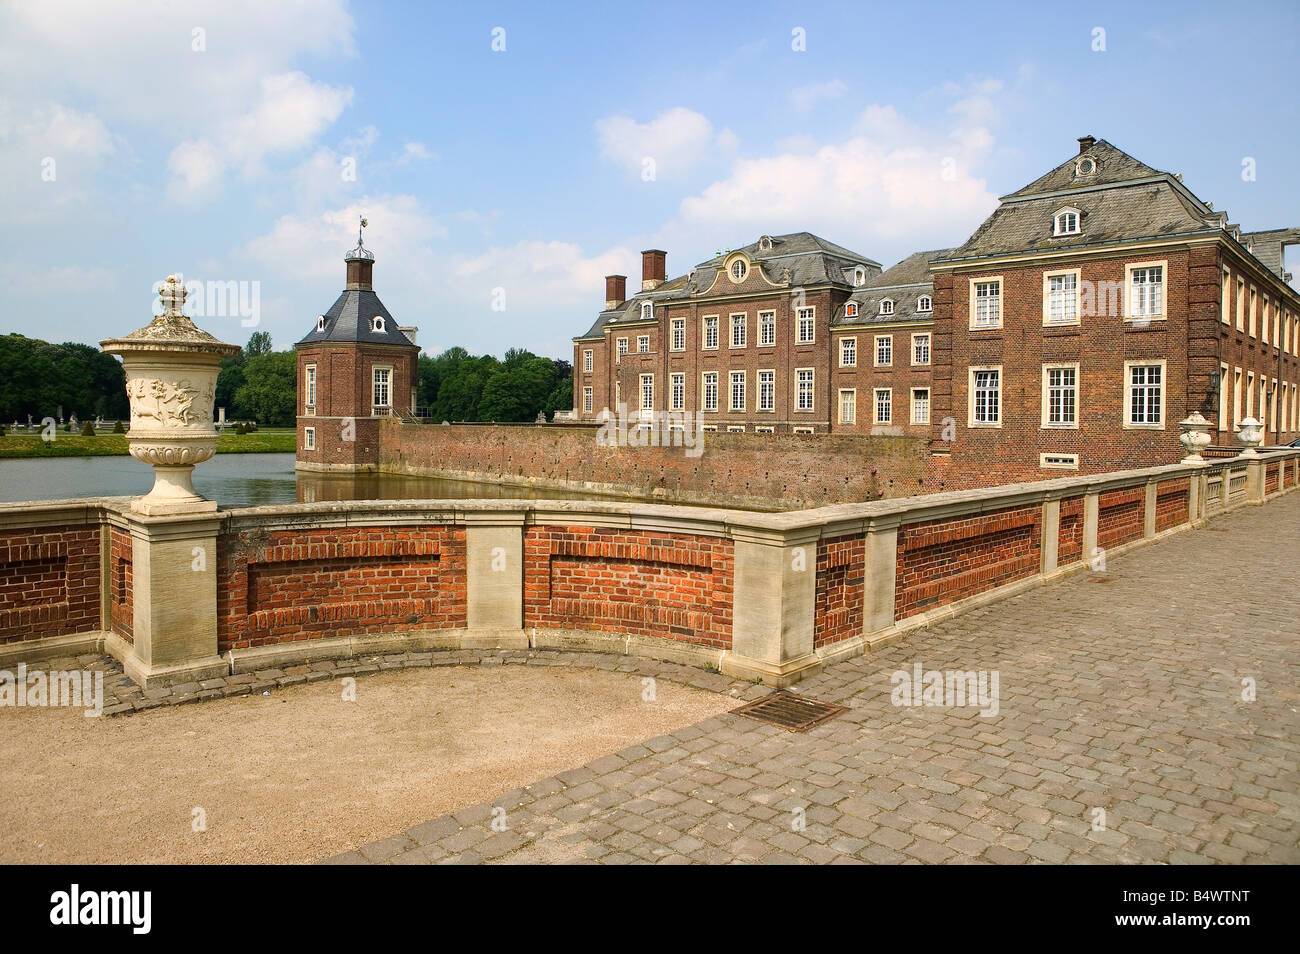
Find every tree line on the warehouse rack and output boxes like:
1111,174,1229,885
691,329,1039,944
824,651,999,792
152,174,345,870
0,332,573,428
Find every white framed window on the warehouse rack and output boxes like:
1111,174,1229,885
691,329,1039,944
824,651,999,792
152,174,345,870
701,424,718,432
911,332,931,366
874,334,892,367
917,295,932,313
372,316,386,333
1249,287,1257,337
758,370,775,412
702,372,718,412
583,349,593,372
583,387,593,413
1040,453,1079,470
792,426,814,434
1053,207,1081,236
1043,269,1081,325
637,335,650,353
1041,363,1079,428
1221,268,1231,326
1218,362,1230,432
372,365,392,408
796,368,814,411
670,318,685,352
873,388,892,424
1233,367,1242,429
969,366,1001,427
641,301,654,320
854,267,866,286
911,388,930,425
730,313,747,348
839,389,856,424
304,364,317,411
639,373,654,411
727,425,745,433
729,371,746,411
617,337,629,359
1125,361,1165,428
880,299,894,316
1236,278,1245,331
970,278,1003,329
796,307,815,343
1262,298,1270,344
670,372,685,411
759,310,775,346
840,337,857,367
702,315,719,350
755,426,774,434
730,259,748,281
304,426,316,451
316,316,325,332
845,302,859,319
1125,261,1166,321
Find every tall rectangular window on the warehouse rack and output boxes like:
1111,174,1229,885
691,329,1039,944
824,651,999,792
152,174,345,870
759,311,775,346
973,280,1001,328
796,369,814,411
1128,364,1163,425
702,316,719,350
840,338,856,367
839,389,856,424
1236,279,1245,331
729,371,746,411
972,368,1000,424
796,307,815,343
305,364,317,409
875,335,892,366
758,370,774,411
702,372,718,412
1129,266,1164,319
1249,288,1257,337
617,337,628,359
670,318,685,352
304,426,315,450
730,313,747,348
583,349,593,372
1046,272,1079,324
670,372,684,411
874,388,892,424
1044,365,1078,426
639,373,654,411
1221,268,1231,325
912,333,931,366
637,335,650,353
372,366,391,408
583,387,593,413
911,388,930,424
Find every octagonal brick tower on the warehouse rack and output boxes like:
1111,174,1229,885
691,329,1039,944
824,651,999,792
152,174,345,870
294,230,419,472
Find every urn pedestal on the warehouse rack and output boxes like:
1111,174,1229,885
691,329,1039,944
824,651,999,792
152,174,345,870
101,275,241,515
1236,417,1264,457
1177,411,1213,463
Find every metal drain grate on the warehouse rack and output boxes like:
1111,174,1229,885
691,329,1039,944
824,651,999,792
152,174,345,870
732,691,848,732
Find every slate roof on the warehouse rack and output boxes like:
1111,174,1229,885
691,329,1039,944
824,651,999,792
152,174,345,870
833,249,950,327
1240,228,1300,280
296,287,416,347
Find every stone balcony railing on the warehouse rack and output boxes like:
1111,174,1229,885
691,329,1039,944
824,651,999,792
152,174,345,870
1,449,1297,689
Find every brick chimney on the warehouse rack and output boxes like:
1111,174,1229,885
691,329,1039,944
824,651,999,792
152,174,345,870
605,274,627,311
1077,135,1096,155
641,249,667,291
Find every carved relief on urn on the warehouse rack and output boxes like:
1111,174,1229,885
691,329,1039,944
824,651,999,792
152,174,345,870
101,276,241,515
1236,416,1264,457
1177,411,1213,463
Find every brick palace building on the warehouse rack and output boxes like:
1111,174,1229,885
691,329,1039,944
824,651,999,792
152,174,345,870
573,136,1300,480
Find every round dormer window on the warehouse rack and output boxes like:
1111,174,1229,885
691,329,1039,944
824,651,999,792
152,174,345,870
731,259,748,281
372,316,385,332
1076,156,1097,177
316,315,325,331
759,235,773,251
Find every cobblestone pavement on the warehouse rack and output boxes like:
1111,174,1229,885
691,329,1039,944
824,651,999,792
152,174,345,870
330,494,1300,865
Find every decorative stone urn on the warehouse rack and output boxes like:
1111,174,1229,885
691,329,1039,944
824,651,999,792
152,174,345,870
1177,411,1214,462
1236,416,1264,456
101,276,241,515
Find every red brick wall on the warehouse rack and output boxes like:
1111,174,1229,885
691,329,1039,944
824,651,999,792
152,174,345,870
217,526,466,652
895,505,1041,620
1058,496,1084,565
1097,487,1145,550
523,526,733,649
814,534,865,647
296,341,417,469
1265,463,1279,495
1155,478,1190,533
109,526,133,642
0,525,100,644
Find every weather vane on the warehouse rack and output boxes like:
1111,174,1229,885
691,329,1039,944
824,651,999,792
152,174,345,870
358,214,368,247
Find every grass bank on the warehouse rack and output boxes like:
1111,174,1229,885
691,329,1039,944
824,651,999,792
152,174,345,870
0,430,296,459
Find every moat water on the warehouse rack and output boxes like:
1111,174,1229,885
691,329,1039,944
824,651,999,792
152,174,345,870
0,453,641,507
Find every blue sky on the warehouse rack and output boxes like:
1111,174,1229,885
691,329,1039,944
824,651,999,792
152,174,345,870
1,0,1296,359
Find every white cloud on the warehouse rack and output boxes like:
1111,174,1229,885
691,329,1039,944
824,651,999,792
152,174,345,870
595,107,735,179
0,100,119,223
789,80,848,111
451,240,632,307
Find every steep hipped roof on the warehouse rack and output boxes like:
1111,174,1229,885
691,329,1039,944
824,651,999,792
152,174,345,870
1002,139,1166,199
296,288,416,347
834,249,949,327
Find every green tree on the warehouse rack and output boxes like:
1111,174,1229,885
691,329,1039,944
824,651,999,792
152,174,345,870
246,331,272,357
233,350,296,426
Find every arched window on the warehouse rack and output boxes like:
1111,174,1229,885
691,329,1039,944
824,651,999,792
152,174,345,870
845,302,858,318
854,267,866,286
1054,209,1081,236
372,316,385,332
758,235,773,251
641,301,654,319
316,315,325,331
880,299,894,316
917,296,932,312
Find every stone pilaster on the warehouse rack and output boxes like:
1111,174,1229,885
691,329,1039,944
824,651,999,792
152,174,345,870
1040,497,1061,575
463,513,527,647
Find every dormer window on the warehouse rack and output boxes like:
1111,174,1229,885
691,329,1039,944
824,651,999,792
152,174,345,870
845,302,859,318
316,315,325,332
917,296,932,313
758,235,773,251
854,267,866,286
731,259,748,281
1053,208,1081,236
641,301,654,319
880,299,894,316
372,316,385,332
1075,156,1098,177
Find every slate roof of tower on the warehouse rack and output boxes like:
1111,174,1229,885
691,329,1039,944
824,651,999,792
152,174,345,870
296,287,416,347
